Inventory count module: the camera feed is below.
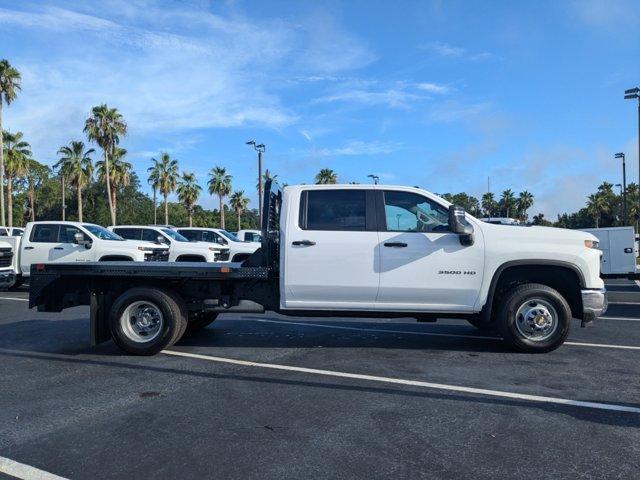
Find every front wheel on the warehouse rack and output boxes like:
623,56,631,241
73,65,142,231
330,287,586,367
109,287,187,355
498,283,572,353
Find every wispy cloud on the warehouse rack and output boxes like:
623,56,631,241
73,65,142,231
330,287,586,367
316,140,402,156
420,41,492,62
416,82,451,94
313,88,425,109
568,0,640,30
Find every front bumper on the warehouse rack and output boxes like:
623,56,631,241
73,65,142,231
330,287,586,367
581,288,608,326
0,270,16,289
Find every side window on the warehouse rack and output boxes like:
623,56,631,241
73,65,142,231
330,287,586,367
114,228,140,240
246,233,261,242
59,226,84,243
383,190,450,233
141,229,160,242
0,227,6,236
31,225,60,243
180,230,200,241
202,231,221,244
301,190,367,231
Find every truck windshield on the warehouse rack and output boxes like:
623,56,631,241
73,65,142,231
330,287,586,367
219,230,241,242
162,228,189,242
83,225,124,241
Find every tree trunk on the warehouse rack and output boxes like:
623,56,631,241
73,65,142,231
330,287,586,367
152,187,157,224
77,184,83,222
7,176,12,228
164,194,169,225
104,148,116,225
61,175,66,221
29,187,35,222
237,211,241,231
111,186,117,222
188,208,193,228
0,100,5,227
219,195,225,229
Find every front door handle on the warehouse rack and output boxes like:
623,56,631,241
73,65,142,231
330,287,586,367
384,242,408,248
24,246,34,250
53,247,64,250
292,240,316,246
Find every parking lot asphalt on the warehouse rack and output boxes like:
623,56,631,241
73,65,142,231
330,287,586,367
0,280,639,480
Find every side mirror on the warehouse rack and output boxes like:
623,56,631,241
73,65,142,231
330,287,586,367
448,205,474,246
74,232,84,244
157,235,166,245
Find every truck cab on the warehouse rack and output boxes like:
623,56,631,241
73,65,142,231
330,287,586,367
237,229,262,243
109,225,228,262
176,227,258,262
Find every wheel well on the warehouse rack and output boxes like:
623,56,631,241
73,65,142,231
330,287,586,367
99,255,134,262
176,255,206,262
231,253,251,262
487,265,583,321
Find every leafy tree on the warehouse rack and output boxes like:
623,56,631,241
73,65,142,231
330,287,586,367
230,190,249,231
208,166,232,229
0,59,21,226
55,141,94,222
257,169,278,190
481,192,498,217
531,213,552,226
151,152,179,225
96,147,131,219
586,193,609,228
84,104,127,225
3,130,30,227
315,168,338,184
176,172,201,227
500,189,516,218
517,191,534,222
24,159,49,222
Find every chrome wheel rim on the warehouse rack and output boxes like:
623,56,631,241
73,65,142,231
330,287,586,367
120,301,163,343
514,298,558,342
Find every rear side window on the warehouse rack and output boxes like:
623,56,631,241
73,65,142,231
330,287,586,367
114,228,141,240
300,190,367,231
142,229,160,242
179,230,201,241
31,225,59,243
202,231,222,244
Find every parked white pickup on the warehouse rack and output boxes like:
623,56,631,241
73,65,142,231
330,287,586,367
13,221,170,286
109,225,228,262
176,228,259,263
236,229,261,242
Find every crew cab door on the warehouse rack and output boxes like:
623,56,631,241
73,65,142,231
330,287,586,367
21,224,92,273
282,188,380,309
376,190,484,311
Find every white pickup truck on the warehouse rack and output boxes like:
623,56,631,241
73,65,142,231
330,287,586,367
109,225,229,262
176,227,259,263
30,181,607,355
13,221,170,286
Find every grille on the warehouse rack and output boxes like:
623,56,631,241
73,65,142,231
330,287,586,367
0,253,12,267
217,249,230,261
144,249,169,262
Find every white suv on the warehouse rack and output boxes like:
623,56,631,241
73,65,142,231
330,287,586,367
109,225,228,262
176,228,259,263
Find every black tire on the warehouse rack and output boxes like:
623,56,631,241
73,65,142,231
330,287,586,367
498,283,572,353
109,287,187,355
185,312,218,335
466,317,496,331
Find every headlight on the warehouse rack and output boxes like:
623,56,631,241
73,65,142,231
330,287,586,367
138,246,154,252
584,239,600,249
208,246,218,252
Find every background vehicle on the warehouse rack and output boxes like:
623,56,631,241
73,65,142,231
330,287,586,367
14,222,169,286
0,226,25,237
236,229,262,242
581,227,639,278
479,217,521,226
0,239,16,289
109,225,228,262
30,181,607,355
177,227,258,262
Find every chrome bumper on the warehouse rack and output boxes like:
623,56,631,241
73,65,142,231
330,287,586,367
581,288,608,326
0,270,16,289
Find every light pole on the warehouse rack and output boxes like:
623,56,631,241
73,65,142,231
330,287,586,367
615,153,627,225
246,140,266,227
624,87,639,229
367,174,379,185
615,183,624,225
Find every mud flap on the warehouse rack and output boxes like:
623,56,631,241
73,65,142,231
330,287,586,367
90,292,111,346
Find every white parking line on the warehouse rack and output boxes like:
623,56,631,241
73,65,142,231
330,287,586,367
0,456,68,480
608,301,640,305
253,318,640,351
599,316,640,322
0,296,28,302
162,349,640,414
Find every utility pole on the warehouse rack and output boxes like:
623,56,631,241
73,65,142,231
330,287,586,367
615,153,627,225
624,87,640,230
246,140,266,228
61,174,66,221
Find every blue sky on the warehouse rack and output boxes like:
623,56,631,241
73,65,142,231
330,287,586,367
1,0,639,218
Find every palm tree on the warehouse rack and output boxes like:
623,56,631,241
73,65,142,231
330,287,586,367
56,141,94,222
587,193,609,228
84,104,127,225
24,159,49,222
0,60,21,226
208,166,232,229
3,130,30,227
230,190,249,231
481,192,497,217
315,168,338,184
517,190,534,222
147,157,162,224
155,152,179,225
257,169,278,190
96,147,131,218
176,172,201,227
500,189,516,218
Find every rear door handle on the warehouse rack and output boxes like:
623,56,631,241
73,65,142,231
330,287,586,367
624,248,633,253
384,242,408,248
53,247,64,250
24,246,34,250
292,240,316,246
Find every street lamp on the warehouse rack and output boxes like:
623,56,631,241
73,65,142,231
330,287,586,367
246,140,266,227
367,174,379,185
624,87,639,227
615,152,627,225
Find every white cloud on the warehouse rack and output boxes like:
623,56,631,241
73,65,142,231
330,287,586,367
420,41,492,62
316,140,402,156
416,82,451,94
314,88,426,109
427,101,491,123
569,0,640,30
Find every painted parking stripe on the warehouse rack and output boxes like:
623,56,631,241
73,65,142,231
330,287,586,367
253,318,640,351
0,456,68,480
0,296,28,302
599,316,640,322
608,301,640,305
162,349,640,414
